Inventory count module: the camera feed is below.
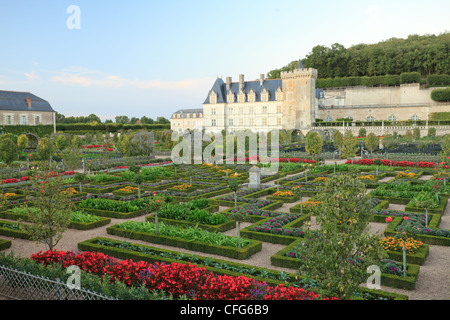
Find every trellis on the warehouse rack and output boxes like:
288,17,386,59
0,265,115,300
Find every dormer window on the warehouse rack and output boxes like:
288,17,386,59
237,90,246,103
261,88,269,102
248,89,256,103
275,87,283,101
209,91,217,104
227,91,235,103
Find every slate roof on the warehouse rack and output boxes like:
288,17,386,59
203,78,283,104
172,108,203,118
0,90,55,112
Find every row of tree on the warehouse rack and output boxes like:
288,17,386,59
56,112,170,125
267,33,450,79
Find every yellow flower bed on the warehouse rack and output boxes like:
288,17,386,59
3,193,18,198
312,177,327,182
379,236,423,254
118,186,138,193
61,188,79,195
272,190,294,197
358,175,375,181
396,172,416,179
172,183,192,190
303,200,322,207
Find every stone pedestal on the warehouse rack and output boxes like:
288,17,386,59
248,165,261,189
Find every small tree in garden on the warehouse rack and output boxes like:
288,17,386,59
427,127,436,137
413,127,421,140
55,135,68,151
19,172,74,251
358,128,366,137
341,130,358,159
17,134,29,152
404,130,413,142
295,174,386,299
149,193,165,235
226,178,248,249
0,137,18,165
36,137,54,161
305,131,323,161
365,133,379,154
333,130,344,157
133,173,144,198
74,173,87,193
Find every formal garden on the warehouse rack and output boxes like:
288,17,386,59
0,130,449,301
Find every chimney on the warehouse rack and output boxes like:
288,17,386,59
239,74,244,91
226,77,232,91
26,97,31,108
260,74,265,86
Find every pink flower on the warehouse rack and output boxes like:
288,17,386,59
403,216,409,220
385,217,393,222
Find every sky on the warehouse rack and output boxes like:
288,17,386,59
0,0,449,122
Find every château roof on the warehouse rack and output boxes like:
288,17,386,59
203,77,283,104
0,90,55,112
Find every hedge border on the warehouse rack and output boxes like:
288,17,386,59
106,224,262,260
0,239,12,251
0,209,111,230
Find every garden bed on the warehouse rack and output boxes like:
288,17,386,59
106,222,262,260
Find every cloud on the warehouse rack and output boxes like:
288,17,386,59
25,70,41,81
51,66,212,91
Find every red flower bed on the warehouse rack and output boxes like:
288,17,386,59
1,178,19,184
345,159,440,168
31,250,323,300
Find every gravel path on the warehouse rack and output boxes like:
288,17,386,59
1,161,449,300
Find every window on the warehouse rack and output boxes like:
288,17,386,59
227,92,235,103
239,107,243,115
249,107,254,114
366,116,375,122
410,115,420,121
228,107,233,114
263,118,268,126
277,106,282,113
210,91,217,104
388,115,397,121
262,106,268,114
21,115,26,125
277,118,282,126
211,108,216,115
211,119,216,127
239,118,243,126
35,116,40,125
248,90,256,103
325,116,332,122
229,118,234,126
249,118,254,126
6,115,12,125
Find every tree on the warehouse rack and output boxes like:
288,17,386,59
365,133,379,154
20,172,74,251
332,130,344,156
341,130,358,159
55,135,68,151
17,134,29,151
413,127,421,140
36,137,54,161
0,137,18,165
358,128,366,137
115,116,130,124
305,131,323,160
226,178,249,249
296,174,386,299
74,173,87,193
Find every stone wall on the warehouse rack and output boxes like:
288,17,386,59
0,111,54,126
318,83,449,122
